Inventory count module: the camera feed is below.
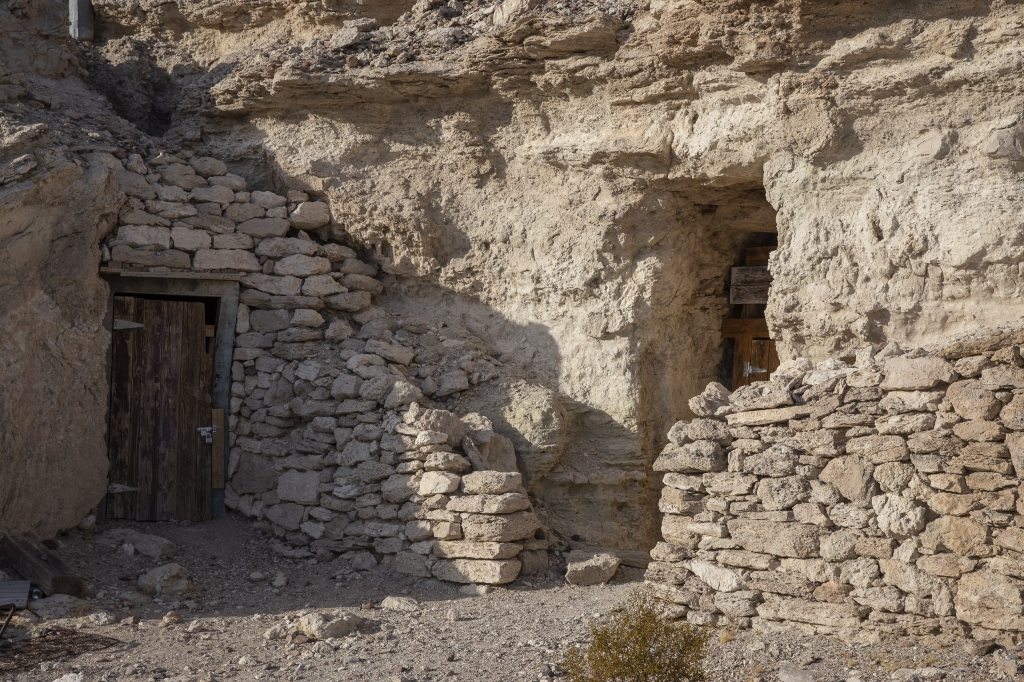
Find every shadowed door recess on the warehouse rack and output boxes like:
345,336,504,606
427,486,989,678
723,244,780,389
107,296,215,521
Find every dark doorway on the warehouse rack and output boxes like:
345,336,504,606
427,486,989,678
106,296,216,521
721,238,780,389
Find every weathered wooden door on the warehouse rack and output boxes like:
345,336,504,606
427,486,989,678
722,318,781,389
107,296,213,521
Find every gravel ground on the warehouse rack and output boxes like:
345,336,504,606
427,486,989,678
0,517,1015,682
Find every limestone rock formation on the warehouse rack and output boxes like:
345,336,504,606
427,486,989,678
7,0,1024,562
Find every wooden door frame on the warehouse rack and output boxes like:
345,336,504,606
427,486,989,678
100,274,239,519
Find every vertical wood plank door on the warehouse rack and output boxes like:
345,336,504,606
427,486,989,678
107,297,213,521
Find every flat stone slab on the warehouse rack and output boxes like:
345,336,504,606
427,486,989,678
726,405,814,426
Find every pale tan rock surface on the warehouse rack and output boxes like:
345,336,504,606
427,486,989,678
9,0,1024,559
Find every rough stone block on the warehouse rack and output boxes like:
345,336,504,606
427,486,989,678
278,470,320,505
743,444,799,477
433,541,522,560
726,519,820,558
881,357,957,390
326,291,372,312
419,471,461,496
236,217,290,237
446,493,531,514
193,249,260,271
688,558,743,592
111,245,190,269
432,558,521,585
289,201,331,229
653,441,725,473
759,596,869,628
565,550,621,586
461,511,540,542
461,471,522,495
274,254,332,277
726,405,813,427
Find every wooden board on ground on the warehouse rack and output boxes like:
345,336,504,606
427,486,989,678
0,537,84,598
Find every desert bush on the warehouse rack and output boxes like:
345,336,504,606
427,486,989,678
562,586,710,682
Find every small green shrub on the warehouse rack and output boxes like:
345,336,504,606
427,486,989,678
562,586,710,682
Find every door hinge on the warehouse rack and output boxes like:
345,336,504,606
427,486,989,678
113,319,143,330
743,362,768,377
197,426,219,444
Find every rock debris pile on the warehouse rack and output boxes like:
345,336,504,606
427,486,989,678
646,333,1024,642
99,148,550,586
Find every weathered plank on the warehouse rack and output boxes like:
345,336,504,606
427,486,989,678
108,296,143,519
175,301,210,520
211,408,225,489
731,266,772,285
730,284,771,305
0,537,84,597
722,318,770,338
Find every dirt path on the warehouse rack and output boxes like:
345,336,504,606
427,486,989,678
0,518,1010,682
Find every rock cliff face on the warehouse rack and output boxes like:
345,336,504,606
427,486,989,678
0,0,130,537
4,0,1024,548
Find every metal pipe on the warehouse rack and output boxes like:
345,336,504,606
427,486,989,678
69,0,94,41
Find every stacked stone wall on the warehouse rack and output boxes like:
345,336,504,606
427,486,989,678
99,149,549,585
646,334,1024,642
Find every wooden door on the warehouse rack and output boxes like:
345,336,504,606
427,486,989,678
107,296,213,521
722,318,781,389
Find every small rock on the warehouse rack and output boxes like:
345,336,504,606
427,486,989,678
138,563,192,596
52,674,84,682
250,571,265,582
88,610,116,626
121,615,140,626
163,610,184,624
100,528,177,559
272,571,288,588
296,611,364,639
381,596,419,612
779,664,819,682
964,640,995,656
565,550,620,586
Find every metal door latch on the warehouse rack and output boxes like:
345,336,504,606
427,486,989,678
743,362,768,377
197,426,218,443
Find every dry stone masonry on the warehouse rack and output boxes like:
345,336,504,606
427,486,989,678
98,149,550,585
647,334,1024,643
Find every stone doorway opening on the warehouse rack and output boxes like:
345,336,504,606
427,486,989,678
101,275,239,522
719,234,779,391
